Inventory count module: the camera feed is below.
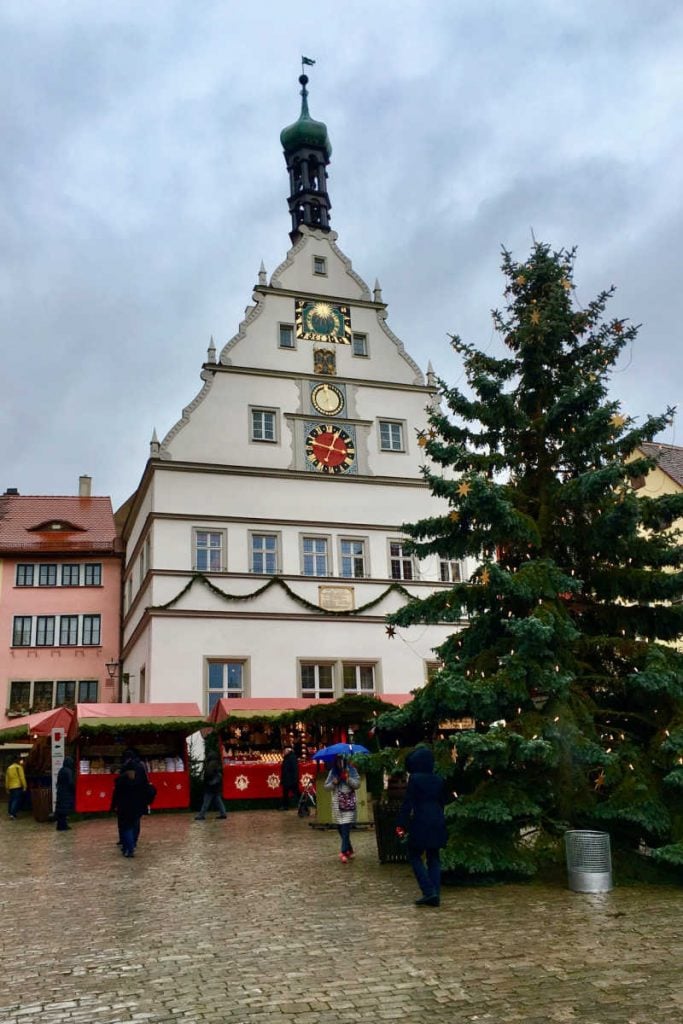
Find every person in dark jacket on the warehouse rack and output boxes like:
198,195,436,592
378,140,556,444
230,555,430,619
396,746,447,907
111,760,147,857
122,747,151,846
55,755,76,831
195,755,227,820
279,746,299,810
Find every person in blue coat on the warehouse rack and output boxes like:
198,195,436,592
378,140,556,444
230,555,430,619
396,746,447,907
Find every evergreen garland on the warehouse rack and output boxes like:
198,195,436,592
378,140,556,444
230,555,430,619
151,573,416,616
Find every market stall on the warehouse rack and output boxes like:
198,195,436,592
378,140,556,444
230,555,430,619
68,702,203,813
0,707,75,820
209,698,322,801
208,694,412,803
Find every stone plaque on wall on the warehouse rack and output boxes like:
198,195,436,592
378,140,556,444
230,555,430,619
319,586,355,612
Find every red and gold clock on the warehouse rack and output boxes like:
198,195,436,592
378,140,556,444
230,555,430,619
305,424,356,474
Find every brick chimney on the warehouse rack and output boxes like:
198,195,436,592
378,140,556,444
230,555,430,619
79,475,92,497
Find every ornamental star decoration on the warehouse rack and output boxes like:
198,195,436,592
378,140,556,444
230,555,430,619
457,481,471,497
530,309,541,325
610,413,627,429
385,625,396,639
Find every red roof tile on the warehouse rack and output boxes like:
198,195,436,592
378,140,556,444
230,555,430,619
639,443,683,489
0,495,120,554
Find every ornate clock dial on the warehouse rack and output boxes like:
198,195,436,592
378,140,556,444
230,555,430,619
305,424,355,474
296,299,352,344
311,382,344,415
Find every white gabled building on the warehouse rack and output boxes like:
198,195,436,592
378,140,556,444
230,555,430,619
119,74,466,713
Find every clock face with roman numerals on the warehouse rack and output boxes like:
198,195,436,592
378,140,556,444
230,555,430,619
305,424,356,474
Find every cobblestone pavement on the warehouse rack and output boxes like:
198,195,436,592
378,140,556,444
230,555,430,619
1,809,681,1024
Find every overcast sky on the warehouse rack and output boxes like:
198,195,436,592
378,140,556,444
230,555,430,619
1,1,681,509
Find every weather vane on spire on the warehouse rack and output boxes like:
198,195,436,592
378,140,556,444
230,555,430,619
301,55,316,75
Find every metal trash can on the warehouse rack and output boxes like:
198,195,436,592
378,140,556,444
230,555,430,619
564,829,612,892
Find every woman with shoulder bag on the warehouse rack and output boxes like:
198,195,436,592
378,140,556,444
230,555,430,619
324,754,360,864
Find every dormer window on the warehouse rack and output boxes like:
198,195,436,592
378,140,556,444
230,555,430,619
31,519,83,533
313,256,327,276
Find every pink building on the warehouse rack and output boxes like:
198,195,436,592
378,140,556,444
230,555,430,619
0,478,122,725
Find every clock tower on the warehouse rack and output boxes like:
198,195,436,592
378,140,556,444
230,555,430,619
119,73,467,714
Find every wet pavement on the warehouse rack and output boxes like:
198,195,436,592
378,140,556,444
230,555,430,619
1,807,681,1023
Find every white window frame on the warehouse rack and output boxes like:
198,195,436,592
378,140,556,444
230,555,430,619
352,332,369,358
389,540,414,581
206,658,249,712
278,323,296,350
249,531,281,575
250,407,278,444
342,663,377,695
299,661,335,699
193,528,226,572
301,535,331,577
379,419,406,452
338,537,368,579
313,255,327,276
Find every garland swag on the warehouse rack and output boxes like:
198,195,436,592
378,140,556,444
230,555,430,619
151,573,415,617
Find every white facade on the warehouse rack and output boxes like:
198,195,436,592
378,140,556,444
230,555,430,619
120,223,467,712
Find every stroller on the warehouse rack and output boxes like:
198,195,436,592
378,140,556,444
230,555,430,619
297,778,317,817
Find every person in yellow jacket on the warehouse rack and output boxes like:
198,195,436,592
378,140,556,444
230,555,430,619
6,754,27,819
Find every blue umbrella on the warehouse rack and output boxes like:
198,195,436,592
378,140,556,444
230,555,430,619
310,742,370,762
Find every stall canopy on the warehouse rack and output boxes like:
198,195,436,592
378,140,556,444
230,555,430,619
208,693,413,725
0,706,75,743
68,702,203,741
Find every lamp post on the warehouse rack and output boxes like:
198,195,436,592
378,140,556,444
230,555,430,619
105,660,131,703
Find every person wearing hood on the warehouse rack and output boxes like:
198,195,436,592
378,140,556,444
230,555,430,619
111,759,147,857
55,755,76,831
396,746,447,907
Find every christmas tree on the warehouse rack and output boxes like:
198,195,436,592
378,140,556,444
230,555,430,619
381,243,683,879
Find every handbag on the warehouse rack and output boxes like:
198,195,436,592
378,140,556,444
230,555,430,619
337,789,357,812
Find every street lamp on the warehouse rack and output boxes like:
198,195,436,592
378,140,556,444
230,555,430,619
105,660,131,703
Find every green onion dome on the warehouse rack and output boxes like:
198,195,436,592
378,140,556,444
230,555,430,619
280,75,332,159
